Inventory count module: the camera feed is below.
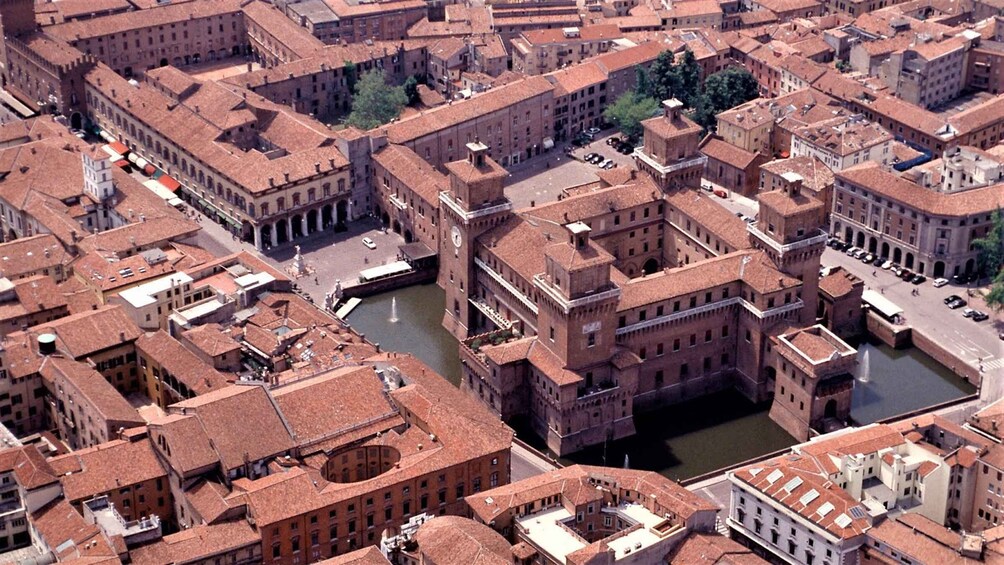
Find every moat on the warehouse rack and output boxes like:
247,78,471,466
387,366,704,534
346,283,976,481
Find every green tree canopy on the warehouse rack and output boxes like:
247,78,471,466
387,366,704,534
690,67,760,130
641,49,703,107
346,69,407,130
403,75,420,107
975,209,1004,276
975,209,1004,311
603,92,660,140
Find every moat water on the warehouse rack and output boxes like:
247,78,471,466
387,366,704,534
347,284,976,481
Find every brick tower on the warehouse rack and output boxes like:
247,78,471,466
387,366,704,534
750,173,828,326
633,99,705,192
438,142,511,339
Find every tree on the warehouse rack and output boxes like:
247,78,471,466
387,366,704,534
403,75,420,106
975,209,1004,277
975,209,1004,311
604,92,660,140
635,66,651,102
643,49,705,108
690,67,760,130
987,270,1004,312
344,61,358,95
674,50,701,106
646,50,677,101
346,69,408,130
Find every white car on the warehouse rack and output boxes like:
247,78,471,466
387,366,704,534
587,127,602,135
362,237,376,249
598,158,614,168
933,278,949,288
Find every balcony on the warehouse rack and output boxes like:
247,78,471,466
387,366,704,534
633,150,707,176
747,225,828,257
83,496,162,548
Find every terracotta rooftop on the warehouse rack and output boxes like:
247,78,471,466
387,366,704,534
40,356,145,425
382,76,554,144
837,162,1004,216
128,520,261,564
48,437,166,504
135,331,231,396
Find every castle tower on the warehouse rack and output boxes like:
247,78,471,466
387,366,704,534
438,142,511,339
750,173,827,326
534,222,621,371
634,99,705,192
0,0,36,37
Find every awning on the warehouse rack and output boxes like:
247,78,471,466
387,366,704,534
98,130,115,143
143,164,156,176
113,159,129,169
862,289,903,320
543,137,555,149
135,157,149,169
101,145,123,161
127,153,139,165
222,214,242,229
157,175,181,193
107,141,129,155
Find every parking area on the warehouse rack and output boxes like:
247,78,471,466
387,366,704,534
569,132,638,170
504,130,638,209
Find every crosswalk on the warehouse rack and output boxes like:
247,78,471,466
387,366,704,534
983,357,1004,371
715,516,730,536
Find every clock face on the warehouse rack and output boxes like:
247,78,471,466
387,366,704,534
451,225,463,248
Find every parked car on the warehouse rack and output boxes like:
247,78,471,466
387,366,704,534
872,256,886,266
840,241,854,251
861,253,875,263
899,269,914,281
362,237,376,249
911,274,926,285
881,260,893,269
713,189,728,198
606,137,621,146
948,298,967,309
963,308,976,318
602,161,616,169
745,216,756,224
973,311,990,322
584,152,599,162
587,127,602,135
953,272,978,284
618,144,634,155
589,154,605,164
933,278,950,288
944,294,962,305
853,249,868,259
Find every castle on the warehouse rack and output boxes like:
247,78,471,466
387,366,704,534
438,100,858,454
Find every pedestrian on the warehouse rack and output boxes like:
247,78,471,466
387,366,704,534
872,270,876,277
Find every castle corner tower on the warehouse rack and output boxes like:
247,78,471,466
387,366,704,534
750,173,828,326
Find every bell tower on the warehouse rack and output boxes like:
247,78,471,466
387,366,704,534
438,142,511,339
750,173,827,325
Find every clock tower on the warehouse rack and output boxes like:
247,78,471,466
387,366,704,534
438,142,511,339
